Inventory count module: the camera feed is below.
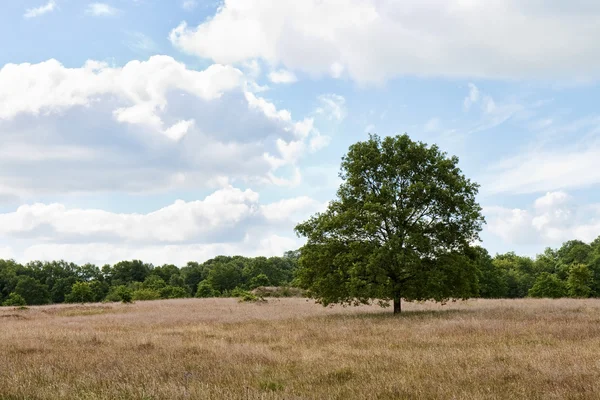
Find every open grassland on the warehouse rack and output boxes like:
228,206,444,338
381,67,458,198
2,298,600,399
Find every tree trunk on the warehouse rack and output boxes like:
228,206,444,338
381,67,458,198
393,294,401,314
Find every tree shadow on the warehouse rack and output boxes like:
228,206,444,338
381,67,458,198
320,308,474,322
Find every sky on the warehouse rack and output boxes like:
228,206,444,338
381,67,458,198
1,0,600,265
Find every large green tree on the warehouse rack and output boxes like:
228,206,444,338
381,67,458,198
295,134,484,313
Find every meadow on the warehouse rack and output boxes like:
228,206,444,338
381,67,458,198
2,298,600,399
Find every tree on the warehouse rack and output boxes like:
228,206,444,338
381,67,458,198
2,293,26,307
207,262,243,293
196,281,218,298
65,282,95,303
473,247,508,298
567,264,593,298
295,134,485,313
528,273,567,298
14,276,50,305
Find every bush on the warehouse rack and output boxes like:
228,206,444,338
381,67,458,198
251,286,305,298
105,285,133,303
159,285,189,299
528,273,567,298
196,281,218,298
65,282,95,303
2,293,27,306
132,289,161,301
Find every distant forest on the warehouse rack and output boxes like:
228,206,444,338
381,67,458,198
1,238,600,306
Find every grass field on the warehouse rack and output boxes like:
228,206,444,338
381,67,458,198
2,298,600,399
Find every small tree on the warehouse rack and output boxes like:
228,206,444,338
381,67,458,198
296,134,484,313
14,276,50,305
196,281,218,298
2,293,27,306
105,285,133,303
65,282,95,303
528,273,567,298
567,264,593,298
132,289,161,301
249,273,270,289
159,285,189,299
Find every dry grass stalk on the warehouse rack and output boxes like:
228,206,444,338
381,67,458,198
2,298,600,399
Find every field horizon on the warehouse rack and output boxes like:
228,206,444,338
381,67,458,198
2,297,600,399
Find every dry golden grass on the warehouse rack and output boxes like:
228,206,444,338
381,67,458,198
2,298,600,399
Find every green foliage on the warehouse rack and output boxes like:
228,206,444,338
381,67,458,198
159,285,189,299
2,293,27,306
528,273,567,298
109,260,151,286
207,262,243,292
295,134,484,313
132,289,161,301
143,275,166,291
474,247,508,298
249,273,270,289
105,285,133,303
65,282,95,303
88,280,109,302
14,276,50,305
195,281,218,298
567,264,593,298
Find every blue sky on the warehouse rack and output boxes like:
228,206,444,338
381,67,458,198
1,0,600,264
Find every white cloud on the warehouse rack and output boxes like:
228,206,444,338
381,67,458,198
483,136,600,194
24,0,56,19
0,246,14,260
0,56,327,197
182,0,197,11
463,83,480,110
485,191,600,246
169,0,600,83
316,94,346,121
268,69,297,84
0,56,242,138
0,186,323,264
86,3,119,17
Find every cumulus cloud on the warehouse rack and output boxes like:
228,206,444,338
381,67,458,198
0,186,325,264
169,0,600,83
0,56,327,197
85,3,120,17
485,191,600,246
24,0,56,18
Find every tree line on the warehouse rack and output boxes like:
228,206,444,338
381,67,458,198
2,134,599,309
0,252,300,306
1,238,600,306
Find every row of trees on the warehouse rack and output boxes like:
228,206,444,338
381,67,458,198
2,134,599,310
0,252,299,306
475,239,600,299
1,238,600,306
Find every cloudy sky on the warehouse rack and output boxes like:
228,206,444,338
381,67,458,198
1,0,600,265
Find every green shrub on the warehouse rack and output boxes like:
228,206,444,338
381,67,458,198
159,285,189,299
528,273,567,298
196,281,218,298
567,264,593,298
105,285,133,303
65,282,95,303
132,289,161,301
143,275,166,291
2,293,27,306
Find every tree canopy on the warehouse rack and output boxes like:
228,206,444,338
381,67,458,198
295,134,485,313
